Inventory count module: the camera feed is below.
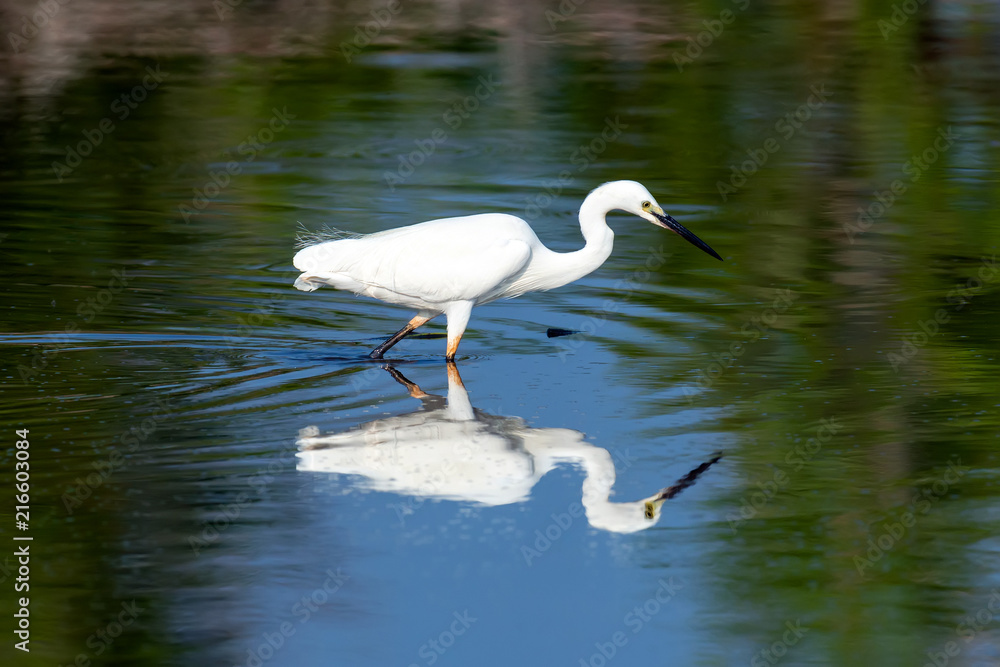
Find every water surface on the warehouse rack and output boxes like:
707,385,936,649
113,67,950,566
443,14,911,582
2,1,1000,665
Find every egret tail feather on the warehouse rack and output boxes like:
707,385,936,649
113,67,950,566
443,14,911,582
294,275,323,292
294,223,363,250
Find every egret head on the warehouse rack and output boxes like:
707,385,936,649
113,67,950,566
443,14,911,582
598,180,722,261
585,493,667,534
584,451,723,533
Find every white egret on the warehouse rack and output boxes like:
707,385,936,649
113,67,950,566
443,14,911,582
295,364,721,533
293,180,721,359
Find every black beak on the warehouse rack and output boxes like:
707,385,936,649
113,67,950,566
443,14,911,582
653,212,722,261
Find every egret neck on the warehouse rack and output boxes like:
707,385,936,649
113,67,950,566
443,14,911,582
531,185,618,292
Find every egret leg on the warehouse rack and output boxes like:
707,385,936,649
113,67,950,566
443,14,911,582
445,335,463,360
368,314,431,359
385,366,428,398
444,301,474,361
445,361,464,388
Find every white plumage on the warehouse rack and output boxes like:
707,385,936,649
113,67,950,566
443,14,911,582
294,215,533,304
292,180,721,359
297,366,721,533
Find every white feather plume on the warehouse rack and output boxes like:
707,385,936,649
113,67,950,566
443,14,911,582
294,222,363,250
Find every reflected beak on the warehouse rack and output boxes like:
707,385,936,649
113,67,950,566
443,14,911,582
643,451,725,520
651,210,723,261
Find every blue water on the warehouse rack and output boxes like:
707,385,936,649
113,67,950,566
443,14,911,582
3,1,1000,665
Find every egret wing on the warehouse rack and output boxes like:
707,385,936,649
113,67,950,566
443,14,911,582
387,238,531,303
296,215,535,304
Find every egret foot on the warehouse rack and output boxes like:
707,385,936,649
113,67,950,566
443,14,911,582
445,334,462,361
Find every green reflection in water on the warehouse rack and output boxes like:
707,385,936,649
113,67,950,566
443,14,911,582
1,0,999,665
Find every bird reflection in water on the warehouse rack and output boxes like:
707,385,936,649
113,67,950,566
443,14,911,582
296,364,720,533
